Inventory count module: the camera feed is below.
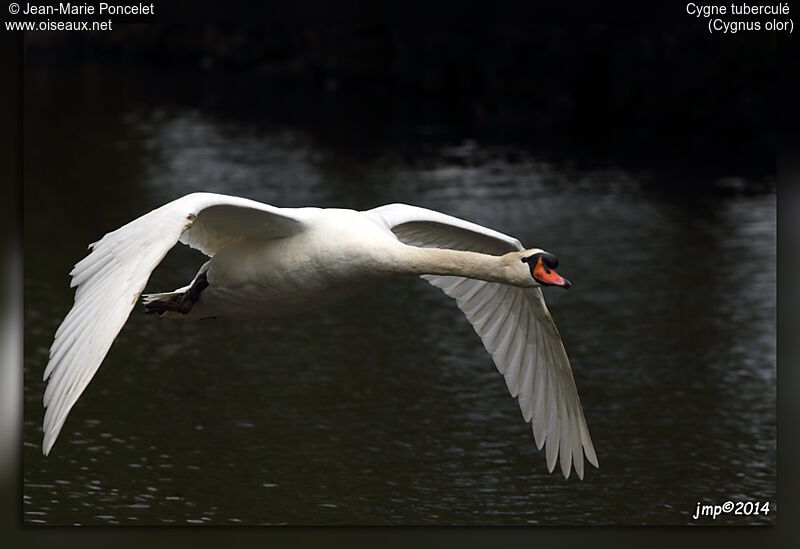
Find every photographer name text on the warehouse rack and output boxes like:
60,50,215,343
19,2,154,15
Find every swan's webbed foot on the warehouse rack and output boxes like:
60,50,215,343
144,272,209,316
144,293,193,315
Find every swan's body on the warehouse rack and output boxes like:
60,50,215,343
178,209,400,319
42,192,598,479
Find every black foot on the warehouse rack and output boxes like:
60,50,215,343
144,272,209,316
144,293,193,315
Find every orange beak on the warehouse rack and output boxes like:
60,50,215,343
533,256,571,289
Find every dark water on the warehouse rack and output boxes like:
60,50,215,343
23,68,775,525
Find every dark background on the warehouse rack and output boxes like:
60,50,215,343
24,22,775,180
9,1,795,545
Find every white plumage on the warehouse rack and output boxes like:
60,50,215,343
42,192,598,479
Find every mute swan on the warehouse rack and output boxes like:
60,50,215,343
42,192,598,479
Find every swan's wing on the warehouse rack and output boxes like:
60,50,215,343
366,203,598,479
177,193,307,256
42,192,307,455
422,278,598,479
366,203,523,255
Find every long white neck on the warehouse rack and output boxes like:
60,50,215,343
394,245,522,286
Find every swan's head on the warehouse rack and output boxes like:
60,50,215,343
519,250,572,289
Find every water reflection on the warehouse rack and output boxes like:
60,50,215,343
23,69,774,525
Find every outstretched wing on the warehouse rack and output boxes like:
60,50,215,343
42,192,307,455
367,203,598,479
366,203,523,255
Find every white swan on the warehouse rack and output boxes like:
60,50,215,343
42,192,598,479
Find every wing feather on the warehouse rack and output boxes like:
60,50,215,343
516,341,535,421
531,325,548,447
483,287,517,348
544,346,560,473
570,401,584,480
42,192,307,455
366,203,523,255
559,392,572,478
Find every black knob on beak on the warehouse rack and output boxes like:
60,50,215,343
541,252,558,269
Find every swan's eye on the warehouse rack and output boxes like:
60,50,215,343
521,254,539,264
521,253,541,277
